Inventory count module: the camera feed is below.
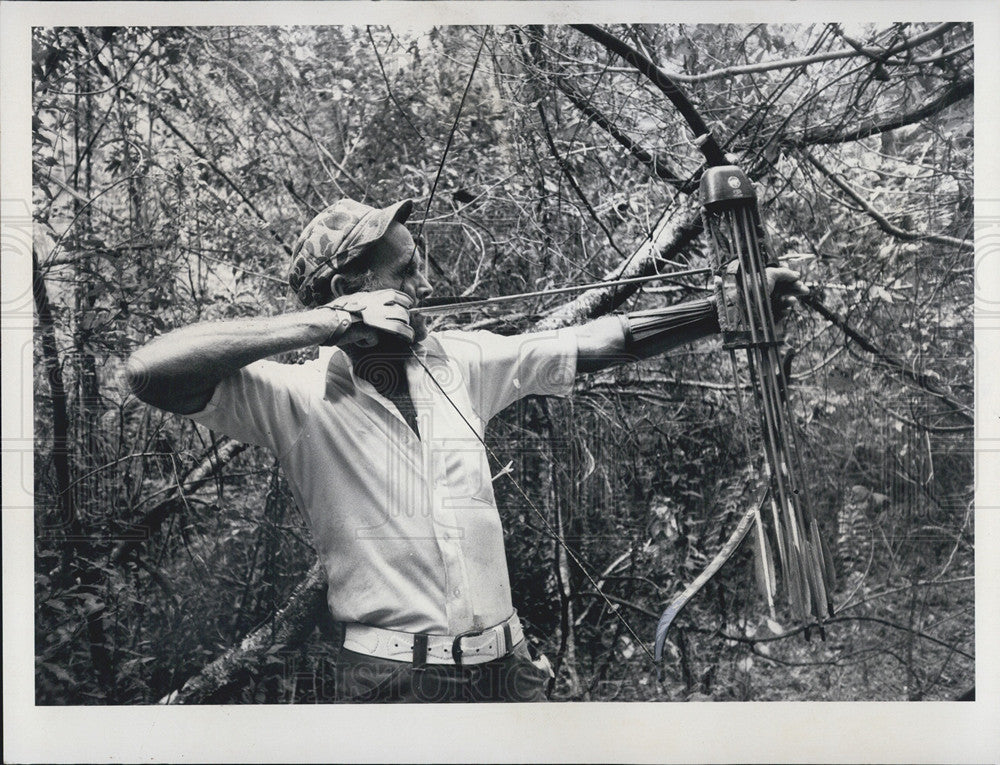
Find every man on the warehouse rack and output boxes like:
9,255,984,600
127,197,804,702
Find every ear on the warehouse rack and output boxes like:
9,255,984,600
329,273,348,298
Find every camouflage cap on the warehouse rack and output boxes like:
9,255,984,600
288,198,414,307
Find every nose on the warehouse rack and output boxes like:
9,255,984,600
415,272,433,301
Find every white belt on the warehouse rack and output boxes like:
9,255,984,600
341,612,524,666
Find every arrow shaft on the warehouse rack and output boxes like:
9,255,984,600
413,267,712,315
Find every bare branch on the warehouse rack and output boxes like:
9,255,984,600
664,23,959,84
801,149,970,249
794,77,972,146
800,291,973,424
552,74,685,188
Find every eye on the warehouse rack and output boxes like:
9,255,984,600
398,256,417,280
402,238,424,278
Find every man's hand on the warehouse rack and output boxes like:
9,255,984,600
322,289,415,347
766,266,809,322
715,265,808,324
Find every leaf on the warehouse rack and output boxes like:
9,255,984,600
39,661,74,685
870,286,893,304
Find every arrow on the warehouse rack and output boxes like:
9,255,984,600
412,267,713,315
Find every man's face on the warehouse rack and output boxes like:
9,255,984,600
365,221,433,342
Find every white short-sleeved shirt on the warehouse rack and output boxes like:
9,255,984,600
187,329,577,634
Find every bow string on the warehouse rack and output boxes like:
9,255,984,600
404,26,661,666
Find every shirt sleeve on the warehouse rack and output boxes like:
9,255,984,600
437,328,578,422
184,359,315,457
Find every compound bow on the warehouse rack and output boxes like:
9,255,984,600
571,25,835,662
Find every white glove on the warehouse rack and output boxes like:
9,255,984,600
322,289,415,346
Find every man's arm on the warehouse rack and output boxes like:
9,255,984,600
126,290,414,414
125,309,345,414
574,267,805,374
574,302,716,374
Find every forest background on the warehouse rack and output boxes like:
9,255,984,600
28,22,975,704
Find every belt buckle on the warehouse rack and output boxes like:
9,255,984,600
451,626,490,668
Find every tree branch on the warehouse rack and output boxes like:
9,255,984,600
159,560,327,704
33,248,77,538
801,149,971,249
535,199,705,330
794,77,972,146
549,65,685,188
111,438,249,564
718,613,973,661
572,24,728,167
664,23,958,84
800,291,973,424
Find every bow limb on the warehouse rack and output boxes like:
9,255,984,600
654,487,769,662
571,24,729,168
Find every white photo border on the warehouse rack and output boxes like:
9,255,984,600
3,2,998,762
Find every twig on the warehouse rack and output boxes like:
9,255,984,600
663,24,958,84
800,149,970,249
799,291,973,424
716,613,973,660
366,27,423,139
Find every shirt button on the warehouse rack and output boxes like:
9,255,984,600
452,587,461,598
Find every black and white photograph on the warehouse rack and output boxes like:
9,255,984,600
3,2,998,762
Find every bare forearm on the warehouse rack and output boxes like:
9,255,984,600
127,309,336,413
